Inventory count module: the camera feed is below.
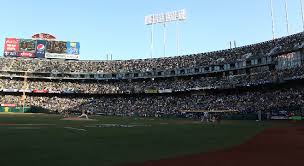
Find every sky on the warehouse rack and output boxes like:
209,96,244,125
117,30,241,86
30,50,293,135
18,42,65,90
0,0,304,60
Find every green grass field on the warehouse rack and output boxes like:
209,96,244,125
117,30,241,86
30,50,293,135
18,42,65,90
0,114,274,166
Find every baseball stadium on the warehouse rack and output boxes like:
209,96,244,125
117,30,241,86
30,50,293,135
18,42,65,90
0,1,304,166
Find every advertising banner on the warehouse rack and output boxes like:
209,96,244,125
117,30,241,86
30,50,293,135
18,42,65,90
19,39,35,52
4,36,80,59
159,89,173,93
18,52,35,58
19,89,32,93
289,116,302,121
144,88,159,94
3,89,19,92
4,52,18,57
65,54,79,60
62,90,76,94
45,53,66,59
48,90,61,94
46,41,67,54
270,116,289,120
4,38,19,52
18,39,36,58
1,104,16,107
66,42,80,55
35,40,47,58
33,90,48,93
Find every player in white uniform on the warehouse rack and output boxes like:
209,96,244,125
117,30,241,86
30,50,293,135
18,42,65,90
78,110,89,119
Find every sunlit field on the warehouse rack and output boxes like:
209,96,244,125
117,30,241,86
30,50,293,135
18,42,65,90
0,113,276,166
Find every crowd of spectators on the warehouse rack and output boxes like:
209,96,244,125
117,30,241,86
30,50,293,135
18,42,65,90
0,70,283,94
0,32,303,74
0,63,303,94
0,33,303,116
1,87,303,117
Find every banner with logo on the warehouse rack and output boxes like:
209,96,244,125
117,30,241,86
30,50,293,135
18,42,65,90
62,90,76,94
19,39,35,52
4,52,18,57
158,89,173,93
46,41,67,54
2,89,19,92
18,52,35,58
66,42,80,55
19,89,32,93
3,37,80,59
45,53,66,59
18,39,36,58
4,38,19,57
144,88,159,94
35,40,47,58
48,90,61,94
33,90,48,93
4,38,19,52
65,54,79,60
1,104,16,107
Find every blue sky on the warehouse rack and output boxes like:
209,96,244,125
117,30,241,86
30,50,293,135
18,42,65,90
0,0,303,60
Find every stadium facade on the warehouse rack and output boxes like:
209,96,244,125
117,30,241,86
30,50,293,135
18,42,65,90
0,33,303,120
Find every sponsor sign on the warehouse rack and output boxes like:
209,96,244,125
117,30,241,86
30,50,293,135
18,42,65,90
4,52,18,57
48,90,61,94
4,38,19,52
271,116,289,120
18,52,35,58
19,39,35,52
46,41,67,54
66,42,80,55
289,116,302,121
159,89,173,93
35,40,47,58
1,104,16,107
144,88,159,94
62,90,75,94
19,89,32,93
45,53,66,59
65,54,79,60
2,89,18,92
33,90,48,93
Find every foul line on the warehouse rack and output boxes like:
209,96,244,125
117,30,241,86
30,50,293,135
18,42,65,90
64,127,87,132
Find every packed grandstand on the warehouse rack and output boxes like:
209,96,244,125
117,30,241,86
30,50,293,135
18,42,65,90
0,32,304,119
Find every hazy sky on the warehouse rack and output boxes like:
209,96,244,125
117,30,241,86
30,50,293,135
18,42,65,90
0,0,303,60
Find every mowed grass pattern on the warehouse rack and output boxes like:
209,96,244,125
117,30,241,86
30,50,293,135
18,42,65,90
0,114,268,166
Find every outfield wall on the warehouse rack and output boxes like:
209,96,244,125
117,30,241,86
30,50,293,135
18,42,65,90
0,106,30,113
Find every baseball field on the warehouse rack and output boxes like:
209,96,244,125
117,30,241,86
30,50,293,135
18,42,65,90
0,114,302,166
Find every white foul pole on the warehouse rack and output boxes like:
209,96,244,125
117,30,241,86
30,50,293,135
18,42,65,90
300,0,304,31
284,0,290,34
270,0,275,39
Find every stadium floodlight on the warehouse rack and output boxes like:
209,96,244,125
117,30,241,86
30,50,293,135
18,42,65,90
270,0,276,39
284,0,290,35
144,9,186,25
300,0,304,31
145,9,187,58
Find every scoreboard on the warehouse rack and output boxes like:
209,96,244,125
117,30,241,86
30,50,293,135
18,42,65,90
3,35,80,60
